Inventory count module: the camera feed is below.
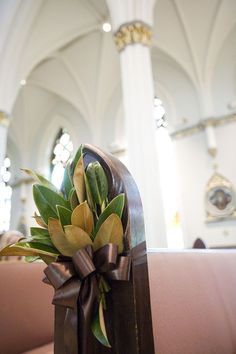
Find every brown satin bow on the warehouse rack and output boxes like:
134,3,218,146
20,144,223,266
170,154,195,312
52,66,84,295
44,243,131,354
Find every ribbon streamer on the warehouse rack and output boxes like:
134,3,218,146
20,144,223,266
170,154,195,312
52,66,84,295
44,243,131,354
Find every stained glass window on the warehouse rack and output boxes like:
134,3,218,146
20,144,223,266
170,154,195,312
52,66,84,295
154,96,167,128
51,129,73,189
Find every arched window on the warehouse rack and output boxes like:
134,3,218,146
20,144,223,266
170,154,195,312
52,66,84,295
51,129,73,189
0,157,12,232
154,96,167,128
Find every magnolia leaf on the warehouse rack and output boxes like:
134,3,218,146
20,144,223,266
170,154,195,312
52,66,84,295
25,253,57,265
21,168,60,193
33,186,57,224
84,172,95,211
70,145,83,176
73,155,86,204
19,242,59,255
33,213,48,229
57,205,72,227
69,187,79,210
86,162,108,206
93,213,123,254
28,236,54,247
64,225,93,250
91,300,111,348
25,256,40,263
48,218,79,257
33,184,70,224
94,194,125,236
0,244,38,257
30,227,49,237
0,242,59,258
62,163,73,199
71,201,94,235
30,227,53,246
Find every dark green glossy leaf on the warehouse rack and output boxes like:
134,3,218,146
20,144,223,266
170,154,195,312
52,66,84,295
86,162,108,206
21,168,60,194
33,184,70,224
84,172,95,211
69,187,79,210
30,227,53,246
62,163,73,199
57,205,72,227
94,194,125,236
30,227,49,237
28,236,54,247
70,145,83,176
19,242,59,255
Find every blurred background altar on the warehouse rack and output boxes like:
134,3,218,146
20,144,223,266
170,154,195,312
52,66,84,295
0,0,236,250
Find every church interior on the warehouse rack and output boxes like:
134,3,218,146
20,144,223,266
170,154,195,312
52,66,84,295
0,1,236,354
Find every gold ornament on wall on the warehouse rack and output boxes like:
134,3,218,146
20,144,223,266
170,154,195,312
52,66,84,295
113,21,152,52
205,171,236,222
0,111,9,127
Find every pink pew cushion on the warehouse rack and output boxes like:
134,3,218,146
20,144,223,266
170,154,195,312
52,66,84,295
148,250,236,354
0,261,54,354
22,342,53,354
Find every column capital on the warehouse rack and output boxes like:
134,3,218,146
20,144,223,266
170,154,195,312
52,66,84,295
113,21,152,52
0,111,10,127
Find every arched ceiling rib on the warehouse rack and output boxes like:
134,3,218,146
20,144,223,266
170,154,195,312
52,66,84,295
172,0,201,85
0,0,44,112
1,0,235,136
203,0,222,82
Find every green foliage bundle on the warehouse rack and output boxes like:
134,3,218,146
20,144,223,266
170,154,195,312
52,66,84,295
0,145,125,346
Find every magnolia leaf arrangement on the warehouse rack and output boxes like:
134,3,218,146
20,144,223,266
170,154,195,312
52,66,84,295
0,145,125,347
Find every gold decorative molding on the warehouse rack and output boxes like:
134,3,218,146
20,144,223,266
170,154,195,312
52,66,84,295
208,147,217,158
171,113,236,140
206,172,232,193
113,21,152,52
0,111,10,127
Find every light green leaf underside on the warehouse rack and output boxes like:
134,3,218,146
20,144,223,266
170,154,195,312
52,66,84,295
93,213,123,254
71,201,93,235
73,155,85,204
91,300,111,348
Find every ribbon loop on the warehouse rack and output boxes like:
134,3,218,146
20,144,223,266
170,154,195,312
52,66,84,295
44,244,131,354
53,278,81,309
107,255,131,281
72,246,95,280
44,261,75,290
94,243,118,273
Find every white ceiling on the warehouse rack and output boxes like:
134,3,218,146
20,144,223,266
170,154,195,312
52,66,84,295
0,0,235,171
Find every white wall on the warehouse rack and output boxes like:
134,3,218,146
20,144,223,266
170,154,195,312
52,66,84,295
174,122,236,248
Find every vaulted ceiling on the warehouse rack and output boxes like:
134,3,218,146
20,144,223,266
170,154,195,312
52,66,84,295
0,0,235,172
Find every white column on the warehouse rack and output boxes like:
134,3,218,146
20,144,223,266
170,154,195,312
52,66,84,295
107,0,167,247
0,111,9,171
